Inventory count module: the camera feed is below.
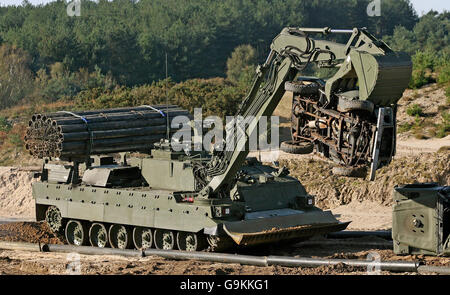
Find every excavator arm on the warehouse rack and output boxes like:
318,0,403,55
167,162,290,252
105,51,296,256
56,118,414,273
200,27,411,197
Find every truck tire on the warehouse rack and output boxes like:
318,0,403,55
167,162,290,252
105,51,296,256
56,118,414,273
285,82,319,95
280,140,314,154
337,98,374,113
332,166,367,178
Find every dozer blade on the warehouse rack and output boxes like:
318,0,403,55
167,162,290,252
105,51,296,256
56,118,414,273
223,211,350,246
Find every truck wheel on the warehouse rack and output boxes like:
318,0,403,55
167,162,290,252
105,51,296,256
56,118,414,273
65,220,88,246
133,227,153,250
280,140,314,154
337,98,374,113
332,166,367,178
154,229,176,250
89,223,108,248
285,82,319,95
45,206,63,233
109,224,132,249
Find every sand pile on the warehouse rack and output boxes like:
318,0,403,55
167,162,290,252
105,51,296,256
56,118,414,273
0,167,36,218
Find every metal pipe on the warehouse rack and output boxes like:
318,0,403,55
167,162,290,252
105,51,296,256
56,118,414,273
330,29,355,34
266,256,420,272
417,265,450,275
46,105,180,118
143,248,267,267
43,244,422,272
44,244,143,258
0,241,43,252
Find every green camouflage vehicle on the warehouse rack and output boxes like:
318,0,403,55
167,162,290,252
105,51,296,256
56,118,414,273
33,142,348,251
30,26,411,251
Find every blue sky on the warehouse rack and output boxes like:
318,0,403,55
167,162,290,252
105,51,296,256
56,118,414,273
0,0,449,15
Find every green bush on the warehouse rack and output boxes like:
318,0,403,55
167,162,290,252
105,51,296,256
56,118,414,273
406,104,424,117
7,133,23,147
397,123,412,133
76,78,248,120
437,63,450,85
409,50,437,89
226,45,257,85
436,111,450,138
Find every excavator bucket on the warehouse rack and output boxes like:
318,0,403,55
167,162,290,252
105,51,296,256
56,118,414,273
223,211,349,246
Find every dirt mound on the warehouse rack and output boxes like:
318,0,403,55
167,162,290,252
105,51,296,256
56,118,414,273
0,221,63,244
0,167,36,218
280,152,450,210
396,84,449,140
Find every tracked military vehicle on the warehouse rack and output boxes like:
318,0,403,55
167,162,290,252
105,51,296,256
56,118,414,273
30,27,407,251
32,141,348,251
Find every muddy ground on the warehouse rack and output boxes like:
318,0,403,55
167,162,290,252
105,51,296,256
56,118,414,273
0,221,449,275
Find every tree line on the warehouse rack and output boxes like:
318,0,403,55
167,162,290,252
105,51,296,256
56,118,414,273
0,0,447,111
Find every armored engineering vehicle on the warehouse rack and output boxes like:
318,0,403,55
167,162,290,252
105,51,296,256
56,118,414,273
278,27,412,180
31,27,409,251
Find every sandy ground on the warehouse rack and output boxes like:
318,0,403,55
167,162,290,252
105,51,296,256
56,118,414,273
396,136,450,155
0,227,448,275
0,220,449,275
0,167,36,219
332,201,392,231
0,249,392,275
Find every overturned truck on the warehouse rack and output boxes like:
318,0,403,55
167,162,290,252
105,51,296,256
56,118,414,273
279,27,412,180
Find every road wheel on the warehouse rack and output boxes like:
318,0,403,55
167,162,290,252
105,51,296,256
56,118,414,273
280,140,314,154
337,98,374,113
45,206,63,233
133,227,153,250
154,229,176,250
177,232,206,251
89,223,108,248
285,81,319,95
206,236,234,252
65,220,88,246
109,224,132,249
332,166,367,178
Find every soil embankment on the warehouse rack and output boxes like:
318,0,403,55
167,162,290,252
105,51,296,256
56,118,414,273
0,167,36,219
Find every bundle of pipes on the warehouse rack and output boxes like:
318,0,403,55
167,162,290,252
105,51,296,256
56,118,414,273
25,105,191,159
